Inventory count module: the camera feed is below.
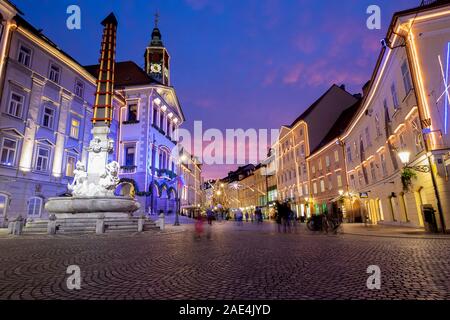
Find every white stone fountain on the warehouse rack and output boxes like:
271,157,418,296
32,13,151,234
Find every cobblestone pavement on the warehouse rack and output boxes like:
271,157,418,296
0,220,449,300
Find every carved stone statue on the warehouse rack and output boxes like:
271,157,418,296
67,161,88,197
98,161,120,196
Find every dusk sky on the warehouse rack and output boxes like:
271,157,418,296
14,0,420,179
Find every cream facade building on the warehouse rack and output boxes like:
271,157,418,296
275,85,359,218
339,1,450,231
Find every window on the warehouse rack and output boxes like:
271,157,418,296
7,92,24,118
370,162,377,181
300,144,305,157
127,103,138,122
311,165,316,174
159,113,164,130
70,118,80,139
313,182,318,195
411,117,424,152
337,174,343,188
391,83,399,110
302,164,307,175
0,138,17,166
320,179,325,192
399,132,407,149
304,184,308,196
353,141,359,159
75,81,84,98
152,107,158,125
42,105,55,129
380,153,387,177
35,146,50,172
167,118,171,136
350,174,356,189
401,61,413,94
328,176,333,191
358,170,364,186
49,63,61,83
375,113,382,137
325,156,330,168
124,145,136,166
66,155,76,177
27,197,42,217
346,146,352,162
334,150,339,162
18,45,32,67
299,128,303,136
365,127,371,147
318,159,322,171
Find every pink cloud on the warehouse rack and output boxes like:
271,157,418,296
292,34,317,54
283,63,304,85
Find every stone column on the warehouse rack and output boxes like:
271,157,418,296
19,75,45,172
96,213,105,234
47,214,57,235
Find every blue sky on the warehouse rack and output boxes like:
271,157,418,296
13,0,420,178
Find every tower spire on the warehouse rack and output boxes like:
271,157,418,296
154,10,159,28
92,12,118,127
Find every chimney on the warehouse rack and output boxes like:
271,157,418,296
362,80,371,97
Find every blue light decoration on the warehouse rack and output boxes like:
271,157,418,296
445,42,450,134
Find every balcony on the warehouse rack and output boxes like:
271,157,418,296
120,165,137,174
122,119,140,125
157,168,176,179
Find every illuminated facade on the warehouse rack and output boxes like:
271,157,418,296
179,149,203,217
339,1,450,230
84,19,187,216
306,99,361,219
0,7,97,226
275,85,359,218
0,5,196,225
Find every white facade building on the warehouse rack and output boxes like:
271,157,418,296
0,8,97,226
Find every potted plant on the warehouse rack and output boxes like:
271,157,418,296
401,168,417,192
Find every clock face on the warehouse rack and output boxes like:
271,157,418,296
150,63,162,73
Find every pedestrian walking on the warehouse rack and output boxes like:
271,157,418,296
194,215,204,240
245,211,249,223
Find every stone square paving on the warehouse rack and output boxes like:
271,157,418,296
0,219,449,300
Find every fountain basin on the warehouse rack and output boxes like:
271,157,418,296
45,196,140,219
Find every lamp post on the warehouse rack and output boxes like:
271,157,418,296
174,153,187,226
398,150,446,234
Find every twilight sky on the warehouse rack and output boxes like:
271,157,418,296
14,0,420,179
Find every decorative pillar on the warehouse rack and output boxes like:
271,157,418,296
19,75,45,172
52,89,72,177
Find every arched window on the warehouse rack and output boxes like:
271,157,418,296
27,197,43,218
162,151,167,170
0,193,9,224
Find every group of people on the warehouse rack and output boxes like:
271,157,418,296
274,201,297,233
234,207,264,226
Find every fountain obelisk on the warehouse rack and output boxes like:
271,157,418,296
44,13,140,222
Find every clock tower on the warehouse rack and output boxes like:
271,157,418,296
144,12,170,85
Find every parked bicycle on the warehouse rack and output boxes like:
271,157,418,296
307,214,341,233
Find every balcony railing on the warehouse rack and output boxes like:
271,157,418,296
120,165,137,174
157,169,176,179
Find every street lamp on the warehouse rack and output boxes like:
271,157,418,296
174,153,188,226
398,150,430,173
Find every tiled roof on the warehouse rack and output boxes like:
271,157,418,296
84,61,162,88
310,99,362,155
289,84,348,128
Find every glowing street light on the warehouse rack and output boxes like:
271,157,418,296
398,151,411,166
